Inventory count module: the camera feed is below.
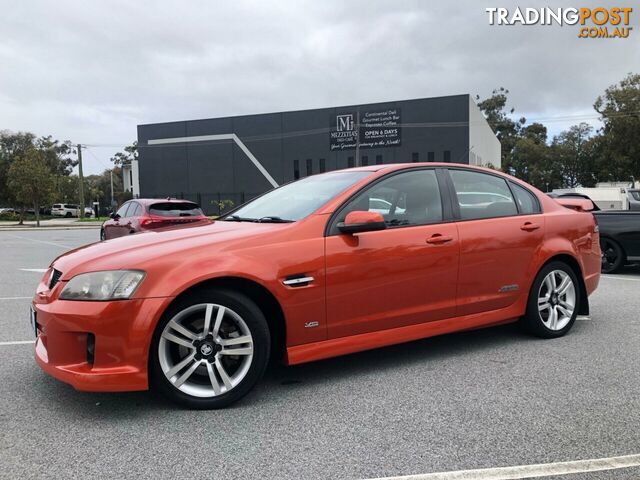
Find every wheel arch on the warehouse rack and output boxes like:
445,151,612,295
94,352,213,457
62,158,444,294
156,276,287,363
538,253,589,316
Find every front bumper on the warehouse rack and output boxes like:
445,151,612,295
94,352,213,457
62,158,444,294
33,281,170,392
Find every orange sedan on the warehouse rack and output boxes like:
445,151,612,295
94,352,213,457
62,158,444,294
31,164,601,408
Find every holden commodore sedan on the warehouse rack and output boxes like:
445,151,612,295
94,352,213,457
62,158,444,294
32,164,601,409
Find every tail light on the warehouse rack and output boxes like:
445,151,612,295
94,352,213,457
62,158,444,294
140,215,208,229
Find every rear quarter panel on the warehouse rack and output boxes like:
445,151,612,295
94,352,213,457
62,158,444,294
541,209,600,295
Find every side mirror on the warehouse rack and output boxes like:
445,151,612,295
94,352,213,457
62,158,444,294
337,211,386,234
110,212,120,220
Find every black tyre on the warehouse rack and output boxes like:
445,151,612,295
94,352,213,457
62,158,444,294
100,228,106,241
522,261,580,338
65,211,72,218
600,237,625,274
150,288,270,409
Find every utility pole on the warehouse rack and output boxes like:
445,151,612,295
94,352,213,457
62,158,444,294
77,144,85,219
110,170,114,209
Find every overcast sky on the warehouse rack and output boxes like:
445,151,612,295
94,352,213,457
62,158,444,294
1,0,638,174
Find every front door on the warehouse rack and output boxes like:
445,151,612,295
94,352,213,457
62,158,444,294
324,169,459,338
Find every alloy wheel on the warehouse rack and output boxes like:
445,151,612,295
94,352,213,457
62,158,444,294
537,270,576,331
158,303,254,398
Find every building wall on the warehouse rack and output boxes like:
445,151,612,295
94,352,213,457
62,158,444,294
137,94,497,213
468,96,501,168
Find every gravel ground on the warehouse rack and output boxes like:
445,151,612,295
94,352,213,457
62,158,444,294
0,229,639,480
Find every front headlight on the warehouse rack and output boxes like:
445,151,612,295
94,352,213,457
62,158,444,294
59,270,145,301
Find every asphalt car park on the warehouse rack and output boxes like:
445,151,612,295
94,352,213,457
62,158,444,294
1,229,640,479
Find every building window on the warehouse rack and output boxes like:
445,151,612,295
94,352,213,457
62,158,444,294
427,151,435,162
319,158,326,173
293,160,300,179
412,152,419,163
362,155,368,166
348,156,354,168
444,150,451,163
375,155,383,165
306,158,313,176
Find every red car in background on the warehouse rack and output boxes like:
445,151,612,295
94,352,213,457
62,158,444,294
33,164,600,409
100,198,210,240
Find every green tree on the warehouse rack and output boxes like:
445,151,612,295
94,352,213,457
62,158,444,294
7,149,55,226
0,131,77,206
110,142,138,166
594,72,640,180
475,87,526,174
0,131,36,205
551,123,597,188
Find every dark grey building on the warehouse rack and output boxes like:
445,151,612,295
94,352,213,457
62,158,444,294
136,94,500,214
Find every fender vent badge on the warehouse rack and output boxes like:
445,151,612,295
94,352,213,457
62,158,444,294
304,321,319,328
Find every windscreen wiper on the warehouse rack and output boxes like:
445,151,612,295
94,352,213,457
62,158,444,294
255,216,294,223
222,215,257,222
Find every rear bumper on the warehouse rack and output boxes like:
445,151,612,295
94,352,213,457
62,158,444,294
33,295,170,392
585,271,600,297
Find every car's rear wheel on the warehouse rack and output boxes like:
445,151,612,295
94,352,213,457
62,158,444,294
100,228,106,241
150,289,270,409
65,212,72,218
522,261,580,338
600,237,625,274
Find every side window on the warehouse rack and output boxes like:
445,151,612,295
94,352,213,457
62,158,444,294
449,169,518,220
129,203,142,217
510,182,540,214
116,202,131,218
332,170,442,233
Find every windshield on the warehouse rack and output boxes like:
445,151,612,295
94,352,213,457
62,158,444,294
226,171,370,222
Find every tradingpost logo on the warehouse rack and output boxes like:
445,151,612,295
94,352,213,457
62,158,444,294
486,7,633,38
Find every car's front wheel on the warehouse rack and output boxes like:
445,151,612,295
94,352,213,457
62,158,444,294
522,261,580,338
100,228,106,241
150,289,270,409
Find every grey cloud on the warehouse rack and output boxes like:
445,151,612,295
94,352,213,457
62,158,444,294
1,0,637,173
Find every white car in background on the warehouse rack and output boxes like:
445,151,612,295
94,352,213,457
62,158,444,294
51,204,80,217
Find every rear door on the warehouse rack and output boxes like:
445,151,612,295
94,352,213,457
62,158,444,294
446,168,545,315
324,168,459,338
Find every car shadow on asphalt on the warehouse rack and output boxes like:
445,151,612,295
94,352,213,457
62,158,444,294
26,320,559,416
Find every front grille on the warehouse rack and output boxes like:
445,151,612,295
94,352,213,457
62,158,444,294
49,269,62,289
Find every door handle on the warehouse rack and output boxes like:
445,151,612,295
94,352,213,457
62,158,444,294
521,222,540,232
426,234,453,244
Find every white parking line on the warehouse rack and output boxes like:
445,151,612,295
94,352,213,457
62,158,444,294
371,453,640,480
5,233,73,249
0,340,34,346
0,296,31,300
19,268,47,273
601,274,640,282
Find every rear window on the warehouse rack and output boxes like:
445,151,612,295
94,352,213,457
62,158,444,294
149,202,204,217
